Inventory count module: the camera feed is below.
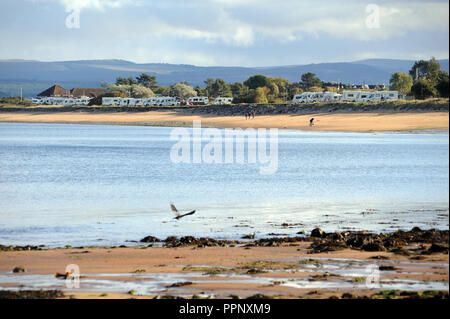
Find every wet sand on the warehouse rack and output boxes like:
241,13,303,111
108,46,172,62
0,111,448,132
0,242,448,299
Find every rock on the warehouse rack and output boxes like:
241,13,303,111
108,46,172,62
309,239,347,253
326,232,344,241
379,265,397,271
427,243,448,254
0,290,64,299
166,282,193,288
311,228,325,238
246,294,273,299
140,236,161,243
361,241,386,252
12,266,26,273
369,255,390,260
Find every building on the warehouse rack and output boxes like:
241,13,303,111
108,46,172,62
37,85,105,98
37,85,70,98
70,88,106,98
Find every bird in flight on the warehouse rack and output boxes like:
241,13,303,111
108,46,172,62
170,203,196,220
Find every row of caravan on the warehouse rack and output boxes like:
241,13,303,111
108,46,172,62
292,91,399,103
32,97,91,105
102,96,180,106
101,96,233,106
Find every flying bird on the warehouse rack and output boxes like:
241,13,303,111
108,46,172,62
170,203,196,220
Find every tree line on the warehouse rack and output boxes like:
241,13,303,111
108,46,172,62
390,57,448,99
94,57,448,104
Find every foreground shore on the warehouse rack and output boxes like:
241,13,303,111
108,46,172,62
1,229,448,299
0,111,448,132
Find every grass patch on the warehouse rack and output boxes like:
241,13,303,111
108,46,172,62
351,277,366,283
239,260,299,270
182,266,233,275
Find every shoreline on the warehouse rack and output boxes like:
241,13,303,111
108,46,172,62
1,228,448,299
0,110,448,132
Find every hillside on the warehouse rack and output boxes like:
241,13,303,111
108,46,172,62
0,58,448,98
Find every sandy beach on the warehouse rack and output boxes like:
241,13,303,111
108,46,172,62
1,233,448,299
0,111,448,132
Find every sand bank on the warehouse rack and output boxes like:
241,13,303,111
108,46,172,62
0,111,448,132
0,242,447,299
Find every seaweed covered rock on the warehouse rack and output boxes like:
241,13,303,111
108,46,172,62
139,236,161,243
310,228,325,238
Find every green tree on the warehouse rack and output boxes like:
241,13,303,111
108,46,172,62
409,57,441,84
204,78,215,96
108,84,154,98
254,87,268,104
244,75,271,90
170,83,197,99
136,73,157,88
211,78,229,97
130,85,154,98
300,73,322,90
153,86,170,96
308,86,323,92
230,82,247,97
270,77,291,100
389,72,413,95
115,76,137,86
435,71,449,98
410,78,438,99
194,86,206,97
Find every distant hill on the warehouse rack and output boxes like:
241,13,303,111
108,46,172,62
0,58,448,97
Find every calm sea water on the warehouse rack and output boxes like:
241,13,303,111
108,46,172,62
0,122,448,247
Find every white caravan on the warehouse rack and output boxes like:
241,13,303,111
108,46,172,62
133,98,144,106
321,92,342,102
213,97,233,105
31,98,43,104
74,98,90,105
35,97,91,105
379,91,398,101
362,91,399,102
143,98,158,106
292,93,304,103
159,97,179,106
292,92,309,103
120,98,136,106
310,92,324,102
359,92,371,102
342,91,364,102
187,96,209,105
292,92,317,103
102,97,123,106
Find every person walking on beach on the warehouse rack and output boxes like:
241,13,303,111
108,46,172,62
309,118,315,127
245,112,248,120
252,111,255,119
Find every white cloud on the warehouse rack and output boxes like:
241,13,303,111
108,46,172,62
27,0,449,43
29,0,139,11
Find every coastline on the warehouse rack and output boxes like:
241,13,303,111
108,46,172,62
0,110,448,132
1,229,448,299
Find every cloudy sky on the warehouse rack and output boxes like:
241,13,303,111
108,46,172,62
0,0,448,66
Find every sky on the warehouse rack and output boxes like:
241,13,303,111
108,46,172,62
0,0,448,67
